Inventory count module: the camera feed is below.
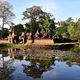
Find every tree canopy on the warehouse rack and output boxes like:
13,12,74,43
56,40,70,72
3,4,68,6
12,24,25,36
23,6,55,42
0,2,80,41
0,1,15,28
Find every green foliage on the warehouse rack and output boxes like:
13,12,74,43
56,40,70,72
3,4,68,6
76,22,80,40
71,47,80,53
55,25,69,38
0,1,15,39
23,6,44,37
43,17,50,31
43,17,55,31
12,24,25,36
25,21,39,34
31,20,39,34
0,30,2,39
0,43,15,48
0,28,9,39
23,6,54,36
25,23,31,33
56,17,80,40
55,20,69,38
58,21,67,27
67,22,80,40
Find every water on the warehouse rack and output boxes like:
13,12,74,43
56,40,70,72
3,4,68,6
0,48,80,80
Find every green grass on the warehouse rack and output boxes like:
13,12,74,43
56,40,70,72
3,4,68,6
0,43,16,48
54,42,80,45
0,42,80,48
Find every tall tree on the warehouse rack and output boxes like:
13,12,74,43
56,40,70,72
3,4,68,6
0,1,15,38
55,20,69,38
0,1,15,28
23,6,48,42
43,16,55,39
68,20,80,40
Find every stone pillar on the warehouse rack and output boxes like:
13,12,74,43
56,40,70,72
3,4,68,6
8,34,13,43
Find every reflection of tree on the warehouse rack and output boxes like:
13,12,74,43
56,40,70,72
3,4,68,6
0,49,15,80
59,55,80,67
71,47,80,53
23,59,54,78
7,48,15,59
0,67,10,80
14,54,23,60
66,61,72,67
0,66,15,80
8,48,24,60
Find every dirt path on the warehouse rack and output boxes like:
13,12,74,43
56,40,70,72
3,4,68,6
0,40,9,43
0,39,54,44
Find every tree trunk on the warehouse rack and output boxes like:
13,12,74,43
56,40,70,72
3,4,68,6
31,34,35,43
1,11,5,39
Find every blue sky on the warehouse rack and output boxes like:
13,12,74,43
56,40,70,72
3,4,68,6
6,0,80,24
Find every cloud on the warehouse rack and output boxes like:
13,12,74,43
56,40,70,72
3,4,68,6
40,0,60,13
5,0,61,24
15,0,61,24
27,0,60,14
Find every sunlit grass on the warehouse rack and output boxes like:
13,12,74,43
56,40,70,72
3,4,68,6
0,42,80,48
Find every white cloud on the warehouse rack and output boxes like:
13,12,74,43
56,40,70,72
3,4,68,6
25,0,60,14
41,1,59,13
4,0,61,25
15,0,61,24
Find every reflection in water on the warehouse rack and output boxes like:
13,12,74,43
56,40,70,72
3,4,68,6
71,47,80,53
0,49,15,80
23,59,54,78
0,48,80,80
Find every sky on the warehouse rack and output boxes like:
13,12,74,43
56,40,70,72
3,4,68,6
1,0,80,25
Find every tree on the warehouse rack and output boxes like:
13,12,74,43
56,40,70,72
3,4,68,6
75,18,80,41
43,16,55,39
24,23,31,33
43,17,55,30
58,21,67,27
23,6,43,20
0,1,15,27
56,17,80,40
2,28,9,38
0,1,15,38
68,20,80,40
55,26,68,38
76,26,80,41
66,17,73,23
23,6,55,42
12,24,25,36
67,22,76,40
55,20,69,38
23,6,46,43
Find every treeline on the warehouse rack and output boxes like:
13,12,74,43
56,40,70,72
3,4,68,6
0,1,80,41
1,17,80,41
56,17,80,41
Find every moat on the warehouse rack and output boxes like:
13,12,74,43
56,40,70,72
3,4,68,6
0,47,80,80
